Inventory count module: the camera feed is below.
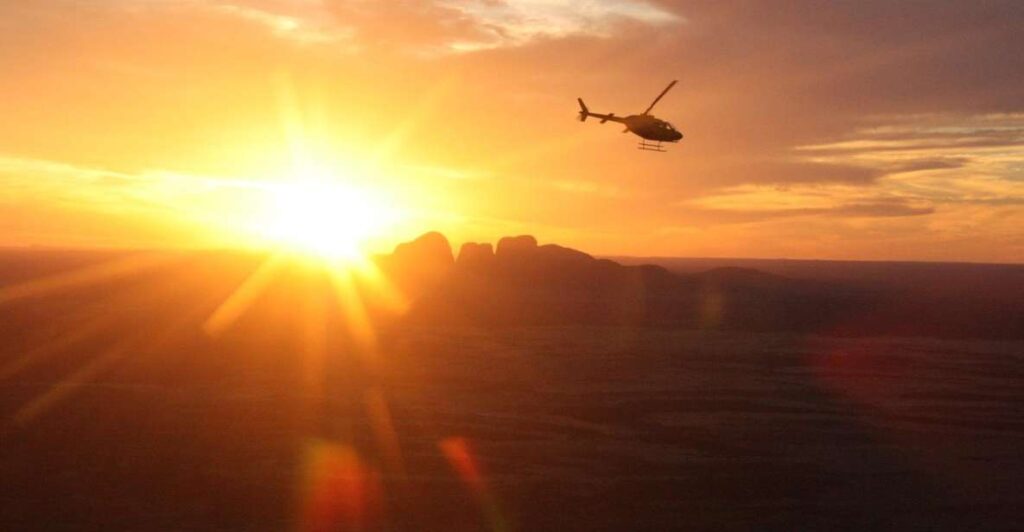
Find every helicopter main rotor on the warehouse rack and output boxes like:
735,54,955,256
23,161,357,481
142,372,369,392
642,80,677,115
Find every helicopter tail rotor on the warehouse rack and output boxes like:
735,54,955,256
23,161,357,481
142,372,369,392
577,98,589,122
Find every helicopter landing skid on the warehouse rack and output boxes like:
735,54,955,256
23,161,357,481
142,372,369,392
638,140,666,152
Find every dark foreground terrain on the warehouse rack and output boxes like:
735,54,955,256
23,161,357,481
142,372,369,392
1,247,1023,530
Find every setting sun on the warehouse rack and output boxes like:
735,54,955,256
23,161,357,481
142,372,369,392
261,178,399,260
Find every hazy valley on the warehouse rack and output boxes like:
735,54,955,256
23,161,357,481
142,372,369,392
1,237,1022,530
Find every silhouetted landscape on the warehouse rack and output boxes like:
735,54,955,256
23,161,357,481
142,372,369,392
2,234,1022,530
382,232,1024,340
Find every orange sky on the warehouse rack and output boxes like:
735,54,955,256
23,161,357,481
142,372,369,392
1,1,1022,262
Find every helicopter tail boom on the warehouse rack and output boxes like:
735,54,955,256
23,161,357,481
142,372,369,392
577,98,589,121
577,98,625,125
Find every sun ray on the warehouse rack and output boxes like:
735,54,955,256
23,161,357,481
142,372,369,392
325,265,377,352
9,288,212,426
335,254,410,315
369,77,456,165
364,388,406,477
1,254,209,381
354,266,410,317
203,253,286,336
0,314,110,382
299,268,329,401
10,337,136,425
0,252,174,305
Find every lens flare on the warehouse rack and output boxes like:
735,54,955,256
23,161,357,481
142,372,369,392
439,437,507,532
297,442,383,532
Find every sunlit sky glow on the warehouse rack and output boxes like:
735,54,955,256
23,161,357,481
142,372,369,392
1,1,1021,262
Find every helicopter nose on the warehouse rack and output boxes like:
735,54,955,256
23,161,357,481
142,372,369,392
675,131,684,141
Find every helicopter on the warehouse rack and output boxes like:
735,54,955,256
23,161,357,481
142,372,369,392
577,80,683,152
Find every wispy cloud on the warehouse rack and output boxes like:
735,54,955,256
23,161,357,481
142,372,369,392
168,0,680,53
794,113,1024,206
669,112,1023,260
689,114,1023,219
438,0,681,51
549,179,624,198
206,1,353,45
0,154,276,247
797,113,1024,156
685,183,934,221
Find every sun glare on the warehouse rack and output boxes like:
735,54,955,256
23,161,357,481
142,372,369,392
262,178,397,260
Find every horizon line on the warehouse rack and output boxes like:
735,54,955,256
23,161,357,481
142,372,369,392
2,242,1021,267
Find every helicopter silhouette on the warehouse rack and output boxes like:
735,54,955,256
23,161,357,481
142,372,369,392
577,80,683,152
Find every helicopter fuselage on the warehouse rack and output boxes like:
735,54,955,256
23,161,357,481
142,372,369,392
580,112,683,142
622,114,683,142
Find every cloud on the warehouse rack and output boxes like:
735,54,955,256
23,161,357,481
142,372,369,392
0,154,289,246
173,0,681,54
5,0,680,51
792,113,1024,207
205,1,353,45
731,161,886,186
887,158,970,174
549,179,624,198
684,183,935,222
682,112,1022,229
797,114,1024,155
436,0,681,51
399,164,491,181
830,201,935,218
